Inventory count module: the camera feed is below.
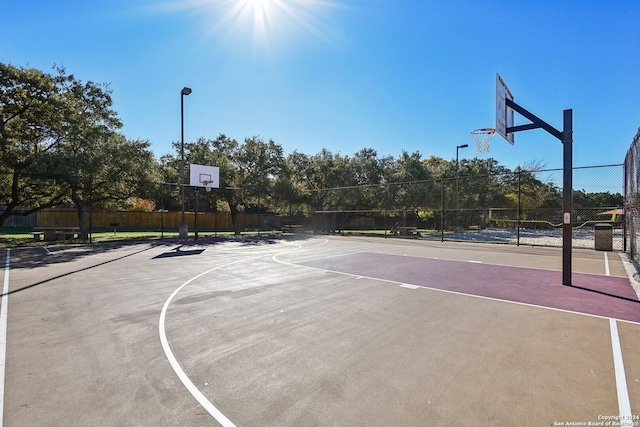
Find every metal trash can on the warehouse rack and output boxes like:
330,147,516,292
594,223,613,251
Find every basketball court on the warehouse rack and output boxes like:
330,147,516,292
1,235,639,426
0,74,636,427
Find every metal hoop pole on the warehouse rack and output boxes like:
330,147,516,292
504,98,573,287
562,109,573,287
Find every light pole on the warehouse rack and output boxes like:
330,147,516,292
179,86,192,239
455,143,468,233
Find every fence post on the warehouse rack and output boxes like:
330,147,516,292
160,183,164,239
517,170,521,246
89,180,93,243
194,188,199,240
384,186,387,239
441,178,445,242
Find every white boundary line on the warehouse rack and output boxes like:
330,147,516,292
609,319,632,425
275,247,637,419
0,249,10,427
617,252,640,299
159,258,258,427
604,252,610,276
272,252,640,327
158,238,637,425
360,248,623,278
158,239,327,426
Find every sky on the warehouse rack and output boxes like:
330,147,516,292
2,0,639,171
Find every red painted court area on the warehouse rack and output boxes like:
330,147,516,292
302,252,640,323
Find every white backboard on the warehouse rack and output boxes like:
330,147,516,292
496,73,515,145
189,164,220,188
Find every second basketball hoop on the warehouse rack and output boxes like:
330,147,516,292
470,128,496,153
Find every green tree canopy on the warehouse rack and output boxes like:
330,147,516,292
0,62,156,232
0,63,71,224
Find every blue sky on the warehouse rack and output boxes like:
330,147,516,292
2,0,639,170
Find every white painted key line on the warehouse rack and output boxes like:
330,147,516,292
609,319,633,426
159,258,247,427
0,250,10,427
399,262,632,423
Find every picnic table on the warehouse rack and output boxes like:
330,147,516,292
33,227,80,242
397,226,419,237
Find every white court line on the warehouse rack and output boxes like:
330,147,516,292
0,250,10,427
272,252,640,326
159,257,262,427
275,246,638,418
609,319,632,425
158,238,328,426
604,252,610,276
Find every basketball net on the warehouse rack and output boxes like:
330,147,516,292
470,128,496,153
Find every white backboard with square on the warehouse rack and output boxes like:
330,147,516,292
496,73,515,145
189,164,220,188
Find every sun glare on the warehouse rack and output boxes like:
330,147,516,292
163,0,341,56
245,0,270,9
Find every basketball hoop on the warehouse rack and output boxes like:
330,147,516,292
202,180,213,192
470,128,497,153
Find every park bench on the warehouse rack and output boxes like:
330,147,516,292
281,224,303,233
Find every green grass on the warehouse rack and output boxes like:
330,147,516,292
0,228,35,247
0,227,289,247
0,228,174,247
0,226,447,248
88,230,248,242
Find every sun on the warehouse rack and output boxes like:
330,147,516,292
238,0,276,46
161,0,341,57
238,0,273,21
244,0,271,10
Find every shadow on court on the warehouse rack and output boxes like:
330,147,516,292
3,244,158,296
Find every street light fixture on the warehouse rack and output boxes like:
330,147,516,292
455,144,469,233
179,86,192,239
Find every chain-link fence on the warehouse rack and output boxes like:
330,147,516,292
0,164,626,249
625,129,640,265
308,164,624,249
0,180,290,238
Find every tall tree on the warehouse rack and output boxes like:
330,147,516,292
170,135,286,234
384,150,430,225
48,71,156,236
1,62,157,233
0,63,70,225
457,158,510,210
288,149,357,232
234,136,285,211
54,133,157,236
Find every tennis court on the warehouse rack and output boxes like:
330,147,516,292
2,235,639,426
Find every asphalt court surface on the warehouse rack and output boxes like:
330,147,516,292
2,236,640,426
299,252,640,323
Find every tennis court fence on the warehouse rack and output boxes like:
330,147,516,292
625,129,640,266
0,163,628,251
304,164,624,249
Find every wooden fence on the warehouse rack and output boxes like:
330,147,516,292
0,207,37,227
